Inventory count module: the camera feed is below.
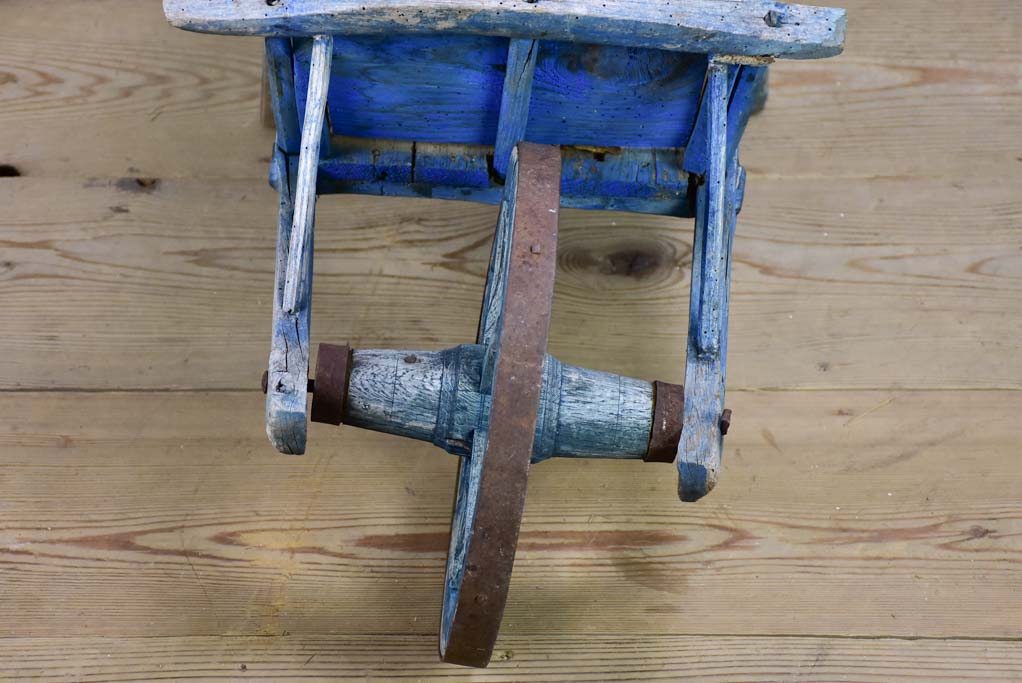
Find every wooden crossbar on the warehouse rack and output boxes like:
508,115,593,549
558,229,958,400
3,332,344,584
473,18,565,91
164,0,845,59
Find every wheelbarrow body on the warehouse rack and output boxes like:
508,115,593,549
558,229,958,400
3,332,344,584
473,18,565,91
165,0,845,667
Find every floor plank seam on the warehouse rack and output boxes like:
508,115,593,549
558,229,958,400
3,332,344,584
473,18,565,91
0,633,1017,643
2,387,1021,394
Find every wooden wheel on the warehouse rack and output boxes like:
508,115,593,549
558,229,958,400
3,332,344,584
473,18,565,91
439,143,562,667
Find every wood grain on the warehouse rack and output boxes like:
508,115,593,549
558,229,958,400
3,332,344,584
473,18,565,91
297,35,707,150
1,0,1020,678
0,174,1018,390
2,635,1019,682
0,390,1018,640
163,0,846,59
0,1,1016,180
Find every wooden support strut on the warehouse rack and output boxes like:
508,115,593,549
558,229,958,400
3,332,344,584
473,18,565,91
282,34,332,314
676,59,740,501
493,38,538,178
265,34,331,454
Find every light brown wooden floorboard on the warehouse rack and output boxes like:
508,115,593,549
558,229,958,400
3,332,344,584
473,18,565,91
1,0,1020,679
0,390,1017,640
0,1,1018,181
1,635,1020,682
1,173,1019,391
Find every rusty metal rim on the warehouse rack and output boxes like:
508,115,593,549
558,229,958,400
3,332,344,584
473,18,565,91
645,380,685,463
440,143,562,667
310,342,351,425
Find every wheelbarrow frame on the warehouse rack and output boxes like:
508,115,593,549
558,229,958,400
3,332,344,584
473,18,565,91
164,0,846,666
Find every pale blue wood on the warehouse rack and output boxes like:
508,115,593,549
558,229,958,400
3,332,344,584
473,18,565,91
265,34,331,455
282,34,332,314
165,0,846,59
265,148,312,455
441,428,486,656
265,38,301,155
696,61,730,357
677,60,743,501
341,345,656,461
264,36,312,454
493,39,538,177
477,147,518,392
441,148,520,660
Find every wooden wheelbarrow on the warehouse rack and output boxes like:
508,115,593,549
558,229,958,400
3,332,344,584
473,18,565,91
165,0,846,667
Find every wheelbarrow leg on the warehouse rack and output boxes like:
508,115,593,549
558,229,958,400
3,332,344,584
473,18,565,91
677,59,743,501
265,35,332,454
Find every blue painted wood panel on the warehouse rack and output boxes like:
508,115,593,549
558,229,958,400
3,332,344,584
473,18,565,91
315,140,696,217
292,35,706,149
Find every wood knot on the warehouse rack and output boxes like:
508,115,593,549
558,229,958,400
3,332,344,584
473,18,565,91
116,177,160,193
604,248,663,279
558,237,686,292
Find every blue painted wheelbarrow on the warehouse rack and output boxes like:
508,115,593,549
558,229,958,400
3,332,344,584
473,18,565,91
165,0,845,666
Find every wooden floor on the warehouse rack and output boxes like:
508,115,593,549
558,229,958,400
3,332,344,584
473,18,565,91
1,1,1019,680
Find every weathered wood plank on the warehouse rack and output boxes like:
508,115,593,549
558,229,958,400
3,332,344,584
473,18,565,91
264,151,309,454
0,390,1018,639
3,634,1020,682
265,38,301,155
164,0,846,59
281,35,331,315
263,36,314,454
1,174,1019,391
318,141,692,216
493,39,538,177
678,62,739,501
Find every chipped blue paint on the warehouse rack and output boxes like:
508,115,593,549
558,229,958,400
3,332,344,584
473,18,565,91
265,35,331,453
291,35,706,150
493,39,538,177
315,141,695,217
677,60,745,501
186,1,844,500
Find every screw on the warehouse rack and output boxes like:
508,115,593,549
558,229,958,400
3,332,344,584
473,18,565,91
260,371,315,394
720,409,733,435
530,243,542,254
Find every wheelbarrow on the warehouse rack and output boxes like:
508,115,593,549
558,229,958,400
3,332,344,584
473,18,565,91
165,0,846,667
